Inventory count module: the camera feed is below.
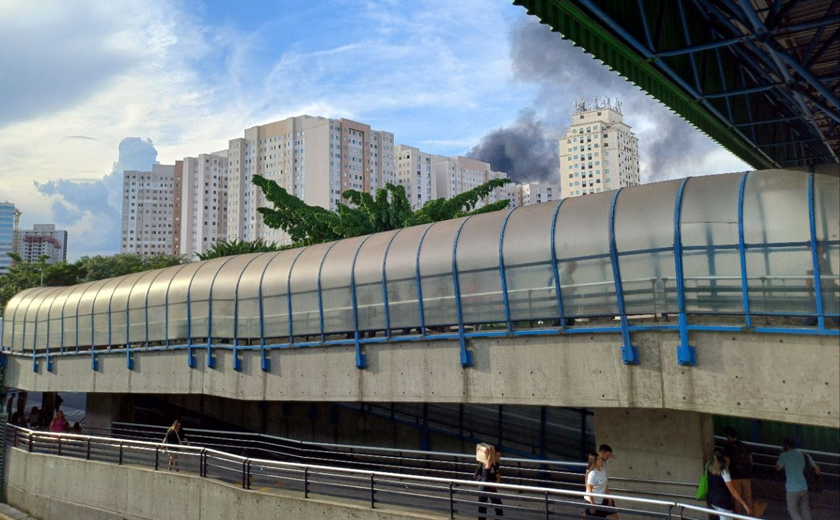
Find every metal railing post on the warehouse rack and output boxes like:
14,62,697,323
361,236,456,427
154,446,159,470
201,449,207,477
28,432,33,453
370,474,375,509
57,436,61,456
545,490,550,519
449,481,455,519
304,467,309,498
86,438,91,460
119,441,123,465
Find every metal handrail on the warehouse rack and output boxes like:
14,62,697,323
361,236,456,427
8,424,761,519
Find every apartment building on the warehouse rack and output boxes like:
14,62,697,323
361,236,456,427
14,224,68,263
0,202,21,274
120,164,178,255
395,145,437,209
559,98,640,198
518,183,560,206
227,115,395,245
180,152,229,258
434,156,513,208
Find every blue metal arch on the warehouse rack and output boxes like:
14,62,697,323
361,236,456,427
231,253,269,372
550,198,567,329
452,216,474,367
205,255,238,370
737,171,752,327
608,188,639,365
285,248,307,344
414,224,434,336
673,177,696,365
350,235,373,369
316,241,340,344
122,273,148,370
807,171,826,330
498,206,518,333
255,251,287,369
380,229,404,338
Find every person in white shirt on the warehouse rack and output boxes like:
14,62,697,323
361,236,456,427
585,444,618,518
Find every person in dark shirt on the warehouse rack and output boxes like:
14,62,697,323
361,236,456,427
163,419,188,471
708,449,751,519
723,427,753,516
474,445,503,520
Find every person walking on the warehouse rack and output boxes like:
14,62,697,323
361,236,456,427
584,446,618,518
707,450,752,520
723,427,754,515
474,445,503,519
162,419,189,472
776,437,820,520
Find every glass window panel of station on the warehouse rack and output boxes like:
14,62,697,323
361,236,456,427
614,180,679,316
385,225,429,331
92,277,125,346
456,210,507,325
260,251,299,341
236,253,282,341
61,285,87,349
76,280,110,348
187,258,229,340
419,219,463,327
680,173,743,314
321,236,366,335
127,270,165,345
47,286,76,350
815,171,840,317
33,287,64,351
108,273,146,347
164,263,205,342
555,193,618,318
22,288,52,351
210,253,264,341
290,243,334,337
354,230,398,333
503,202,560,322
743,170,813,316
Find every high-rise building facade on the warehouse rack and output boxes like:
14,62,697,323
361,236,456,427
0,202,21,274
559,98,640,198
172,160,183,256
227,115,395,245
518,183,561,206
434,156,512,208
14,224,68,263
180,152,229,258
395,145,437,209
120,164,178,255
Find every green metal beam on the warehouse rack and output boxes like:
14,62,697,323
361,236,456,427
514,0,777,169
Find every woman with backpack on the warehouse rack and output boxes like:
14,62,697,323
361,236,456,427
474,445,503,519
707,449,752,519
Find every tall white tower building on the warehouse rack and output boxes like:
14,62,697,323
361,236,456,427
559,98,640,198
395,145,437,209
15,224,68,263
120,165,178,255
226,115,395,245
180,151,229,258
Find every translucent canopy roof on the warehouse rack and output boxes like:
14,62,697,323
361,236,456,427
3,170,838,353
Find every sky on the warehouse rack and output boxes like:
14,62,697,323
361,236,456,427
0,0,750,260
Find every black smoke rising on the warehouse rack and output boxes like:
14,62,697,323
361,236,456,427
469,16,747,183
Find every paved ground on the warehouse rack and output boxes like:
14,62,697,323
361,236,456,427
0,503,38,520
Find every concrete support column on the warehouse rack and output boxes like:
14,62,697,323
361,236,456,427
594,408,713,501
84,393,134,435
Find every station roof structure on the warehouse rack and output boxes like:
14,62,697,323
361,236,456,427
514,0,839,169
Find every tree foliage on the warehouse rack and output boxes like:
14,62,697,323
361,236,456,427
0,252,187,316
196,238,284,261
252,175,512,247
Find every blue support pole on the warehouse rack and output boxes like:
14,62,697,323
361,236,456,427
90,284,108,371
287,248,306,345
316,242,340,345
350,236,373,369
550,199,567,330
207,257,235,371
381,230,402,339
257,253,285,371
737,171,753,328
164,264,190,350
807,172,826,329
498,207,518,334
415,225,434,337
233,254,265,372
673,178,696,365
124,276,144,371
608,189,639,365
184,265,207,369
452,217,474,367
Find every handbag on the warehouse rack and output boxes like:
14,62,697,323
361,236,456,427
803,453,822,493
695,462,710,500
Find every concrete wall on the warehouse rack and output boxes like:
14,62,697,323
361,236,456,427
5,449,437,520
5,328,839,427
